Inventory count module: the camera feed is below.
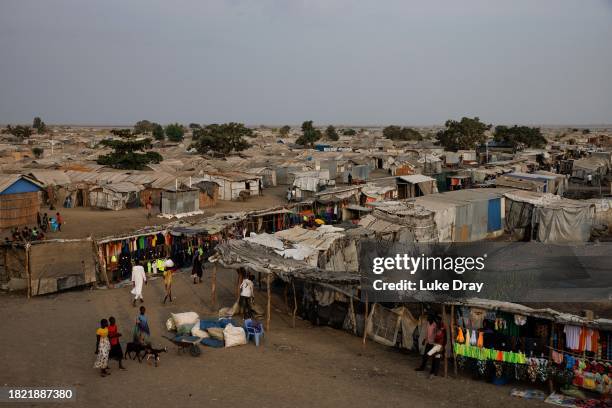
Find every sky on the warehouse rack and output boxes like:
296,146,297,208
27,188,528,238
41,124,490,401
0,0,611,126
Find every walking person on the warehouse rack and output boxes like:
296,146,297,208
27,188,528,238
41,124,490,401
162,259,174,304
239,272,255,319
94,318,111,377
130,261,147,307
146,196,153,219
428,316,447,379
132,306,151,345
415,314,437,373
191,252,203,284
55,212,63,231
107,317,126,370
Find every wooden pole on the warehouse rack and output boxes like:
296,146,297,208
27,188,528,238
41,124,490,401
25,243,31,298
349,296,357,335
362,291,369,346
211,263,217,307
266,273,271,332
443,304,448,378
548,322,555,394
451,305,457,376
292,279,297,328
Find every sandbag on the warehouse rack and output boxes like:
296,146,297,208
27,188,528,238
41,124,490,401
201,338,224,348
199,319,223,330
172,312,199,327
177,324,194,336
191,323,210,339
166,317,176,332
207,327,225,341
223,323,247,348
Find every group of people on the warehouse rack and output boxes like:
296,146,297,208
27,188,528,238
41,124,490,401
94,307,151,377
130,258,177,306
415,313,447,379
37,211,62,232
6,226,45,243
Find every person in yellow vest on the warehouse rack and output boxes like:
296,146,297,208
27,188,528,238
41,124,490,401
162,259,174,304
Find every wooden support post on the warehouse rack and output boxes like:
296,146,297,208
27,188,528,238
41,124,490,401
292,279,297,328
349,296,357,335
443,304,448,378
451,305,457,376
25,243,31,299
548,322,555,394
211,264,217,308
362,291,369,346
266,273,271,332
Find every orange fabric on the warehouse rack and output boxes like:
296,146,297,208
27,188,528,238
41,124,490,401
591,330,599,352
477,331,484,348
456,327,465,344
578,327,586,352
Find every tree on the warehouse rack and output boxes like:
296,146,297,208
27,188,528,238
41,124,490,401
152,123,165,141
31,147,44,158
36,121,47,134
296,121,322,147
188,123,202,130
493,125,547,149
33,117,42,129
435,117,491,151
342,128,356,136
279,125,291,137
191,122,253,156
325,125,339,141
164,123,185,142
133,120,157,134
383,126,422,141
582,128,591,135
7,125,33,140
97,129,162,170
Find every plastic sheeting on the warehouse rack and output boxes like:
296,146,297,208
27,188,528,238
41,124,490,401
533,202,594,243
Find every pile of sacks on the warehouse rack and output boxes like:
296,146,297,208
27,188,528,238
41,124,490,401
166,312,247,348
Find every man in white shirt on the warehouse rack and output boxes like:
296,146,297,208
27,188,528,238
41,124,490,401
239,273,255,319
131,262,147,307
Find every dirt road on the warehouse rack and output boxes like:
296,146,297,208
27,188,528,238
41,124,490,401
0,268,545,408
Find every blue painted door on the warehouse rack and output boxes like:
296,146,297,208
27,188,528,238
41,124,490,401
487,198,502,232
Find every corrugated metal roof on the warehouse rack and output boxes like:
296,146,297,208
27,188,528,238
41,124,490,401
397,174,435,184
0,174,43,193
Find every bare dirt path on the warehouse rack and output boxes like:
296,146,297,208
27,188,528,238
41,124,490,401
0,268,545,408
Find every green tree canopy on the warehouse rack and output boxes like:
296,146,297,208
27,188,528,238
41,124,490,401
133,120,158,134
342,128,356,136
279,125,291,137
383,126,422,141
32,117,47,133
493,125,547,149
152,123,165,141
296,121,322,147
164,123,185,142
97,129,162,169
188,123,202,130
435,117,491,151
325,125,339,141
191,122,253,156
32,147,44,158
5,125,33,140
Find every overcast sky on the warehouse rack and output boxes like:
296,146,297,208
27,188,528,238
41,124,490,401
0,0,611,126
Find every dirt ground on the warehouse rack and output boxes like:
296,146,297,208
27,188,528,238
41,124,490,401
16,186,289,240
0,268,547,408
